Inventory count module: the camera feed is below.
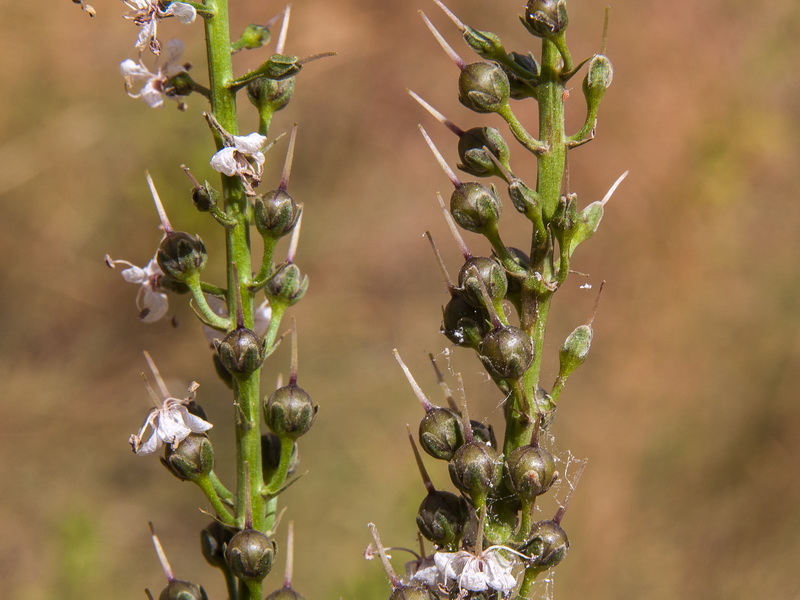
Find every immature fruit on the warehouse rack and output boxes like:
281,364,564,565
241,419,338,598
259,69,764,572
479,326,534,380
157,232,207,282
523,520,569,568
225,529,277,582
458,62,510,113
264,384,317,440
450,182,502,235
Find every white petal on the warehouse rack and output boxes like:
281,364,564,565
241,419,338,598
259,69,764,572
176,405,213,433
167,3,197,23
140,80,165,108
210,147,240,176
459,566,489,592
120,59,147,78
121,265,147,284
140,288,169,322
135,431,162,455
233,132,267,154
143,259,164,278
163,38,184,64
157,409,192,445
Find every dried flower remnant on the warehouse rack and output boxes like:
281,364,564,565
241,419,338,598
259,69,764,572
120,39,188,109
72,0,96,17
122,0,197,55
434,547,519,594
209,130,268,196
105,254,169,322
129,357,212,455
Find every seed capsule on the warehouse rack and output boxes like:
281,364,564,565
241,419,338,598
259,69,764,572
457,126,510,178
419,407,464,461
522,520,569,569
248,76,296,113
215,328,265,377
448,441,503,503
458,62,510,114
450,182,502,235
559,324,592,379
505,445,557,501
479,326,534,380
157,232,207,282
162,433,214,482
158,580,209,600
266,262,309,306
442,294,489,349
458,257,508,308
254,189,301,239
416,489,470,548
264,383,317,440
583,54,613,108
225,528,277,582
523,0,569,38
200,521,235,569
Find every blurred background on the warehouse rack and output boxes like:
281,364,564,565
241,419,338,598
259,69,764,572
1,0,799,598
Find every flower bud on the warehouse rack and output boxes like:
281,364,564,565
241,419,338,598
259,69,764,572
523,0,569,38
448,441,503,503
442,294,489,349
157,232,207,282
159,580,209,600
419,407,464,461
200,521,235,569
226,528,277,582
254,189,301,239
522,520,569,569
265,263,309,306
192,182,220,212
458,257,508,307
161,433,214,482
450,182,502,235
235,24,271,52
569,201,603,254
462,26,505,61
416,489,470,548
215,328,265,377
458,62,510,114
261,432,299,478
551,193,578,237
264,383,317,440
479,326,534,380
457,127,510,178
559,324,592,379
505,445,557,502
583,54,613,109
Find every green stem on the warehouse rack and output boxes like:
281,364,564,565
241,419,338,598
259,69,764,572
516,565,545,600
208,470,235,504
252,235,278,289
496,104,547,154
266,436,295,496
186,274,230,329
194,474,236,526
536,39,567,223
232,373,266,530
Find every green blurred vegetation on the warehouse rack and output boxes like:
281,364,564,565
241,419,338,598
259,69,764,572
1,1,799,599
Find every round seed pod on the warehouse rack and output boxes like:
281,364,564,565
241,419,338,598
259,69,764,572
479,326,534,380
416,489,470,548
200,521,235,569
254,189,301,239
448,441,503,502
215,328,264,377
457,126,510,178
248,76,296,113
266,263,309,307
505,445,557,501
157,232,207,282
225,529,277,582
522,520,569,568
162,433,214,482
191,183,219,212
419,407,464,461
470,419,497,449
265,586,306,600
442,294,489,349
524,0,569,38
264,383,317,440
458,257,508,308
159,580,209,600
450,182,502,235
458,62,510,114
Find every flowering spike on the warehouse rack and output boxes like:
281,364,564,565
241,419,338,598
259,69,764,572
367,523,401,588
393,349,433,412
280,124,298,191
276,4,292,55
143,350,170,399
423,230,455,292
554,461,586,525
149,522,175,582
437,192,472,260
286,209,302,263
431,0,465,32
146,172,173,234
419,11,466,70
408,90,464,137
419,125,461,187
428,353,458,411
407,426,436,494
600,170,628,207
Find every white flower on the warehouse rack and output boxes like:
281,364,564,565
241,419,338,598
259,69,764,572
123,0,197,55
105,254,169,322
130,381,213,455
120,39,187,108
434,547,518,594
210,132,267,195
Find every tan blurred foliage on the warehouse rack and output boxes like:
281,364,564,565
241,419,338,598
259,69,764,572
1,1,799,599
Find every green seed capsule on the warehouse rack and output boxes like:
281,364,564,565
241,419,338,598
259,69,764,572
419,407,464,461
157,232,207,282
523,0,569,38
162,433,214,482
254,189,301,239
505,445,557,501
458,62,510,114
450,182,502,235
266,262,309,307
200,521,235,569
583,54,613,108
264,384,317,440
457,126,510,178
458,257,508,308
215,328,265,377
265,586,306,600
225,529,277,582
248,76,296,113
159,580,209,600
442,294,489,349
448,441,503,503
479,326,534,380
522,520,569,569
559,324,592,379
416,489,470,548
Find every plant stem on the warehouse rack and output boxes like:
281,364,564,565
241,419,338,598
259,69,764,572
536,39,567,223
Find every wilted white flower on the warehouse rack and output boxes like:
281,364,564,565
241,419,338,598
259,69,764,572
123,0,196,55
434,547,519,594
120,39,187,108
210,132,267,195
130,380,212,455
105,254,169,322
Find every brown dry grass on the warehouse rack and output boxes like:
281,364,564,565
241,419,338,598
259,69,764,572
1,1,799,599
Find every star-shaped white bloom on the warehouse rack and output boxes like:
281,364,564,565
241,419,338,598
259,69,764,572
130,381,212,455
105,254,169,323
434,547,518,594
120,39,187,108
210,132,267,196
123,0,197,55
